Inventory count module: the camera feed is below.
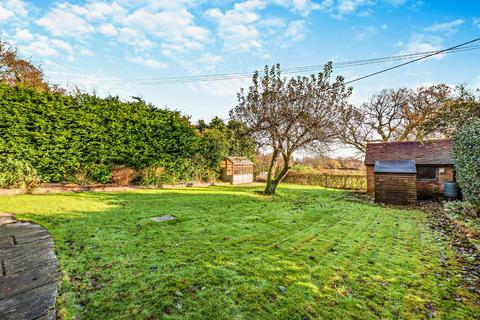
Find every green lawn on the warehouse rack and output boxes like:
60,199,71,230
1,185,478,319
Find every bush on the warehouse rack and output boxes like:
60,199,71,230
89,164,112,184
68,169,92,185
453,119,480,204
138,165,178,186
111,166,136,186
0,158,40,188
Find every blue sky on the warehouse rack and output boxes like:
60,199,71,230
1,0,479,124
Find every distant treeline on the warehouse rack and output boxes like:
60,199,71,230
0,83,254,186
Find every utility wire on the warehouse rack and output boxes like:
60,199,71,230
344,37,480,84
50,43,480,86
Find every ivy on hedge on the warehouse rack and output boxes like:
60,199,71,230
0,83,226,183
453,119,480,204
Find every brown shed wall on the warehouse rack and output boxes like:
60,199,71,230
368,165,454,198
417,166,454,199
367,165,375,193
375,173,417,206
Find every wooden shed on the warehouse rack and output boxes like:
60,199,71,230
220,157,254,184
374,160,417,206
365,140,454,200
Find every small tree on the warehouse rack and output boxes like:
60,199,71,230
231,63,351,194
0,40,50,91
453,119,480,204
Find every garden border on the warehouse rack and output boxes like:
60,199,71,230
0,182,234,196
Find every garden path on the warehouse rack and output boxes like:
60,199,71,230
0,214,59,319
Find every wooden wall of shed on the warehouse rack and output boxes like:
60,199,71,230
368,165,454,198
366,165,375,193
375,173,417,206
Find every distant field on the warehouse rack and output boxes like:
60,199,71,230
284,171,367,190
0,185,477,319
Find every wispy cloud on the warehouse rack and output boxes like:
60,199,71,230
126,56,168,70
423,19,464,34
353,25,377,41
397,34,444,59
473,17,480,28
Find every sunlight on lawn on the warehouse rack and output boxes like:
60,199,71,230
0,185,478,319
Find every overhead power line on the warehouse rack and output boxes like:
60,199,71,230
344,37,480,84
51,42,480,86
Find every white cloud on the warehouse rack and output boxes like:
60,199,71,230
50,39,73,53
126,56,168,70
24,41,58,57
14,28,34,41
80,48,94,56
36,4,94,38
473,17,480,28
117,27,153,49
82,2,126,21
199,53,223,71
123,6,210,53
353,25,377,41
5,0,28,16
283,20,307,44
289,0,326,16
398,34,444,59
205,1,266,52
424,19,464,34
260,17,285,28
0,6,14,21
99,23,118,36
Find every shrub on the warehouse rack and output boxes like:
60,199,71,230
138,165,178,186
0,158,40,188
111,166,136,186
452,119,480,204
68,169,92,185
89,164,111,184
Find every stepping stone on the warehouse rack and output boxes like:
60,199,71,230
150,215,176,222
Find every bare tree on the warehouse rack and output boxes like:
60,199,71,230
339,85,450,154
231,63,351,194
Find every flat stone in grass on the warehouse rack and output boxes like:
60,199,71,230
150,215,177,222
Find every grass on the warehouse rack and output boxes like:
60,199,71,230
0,185,478,319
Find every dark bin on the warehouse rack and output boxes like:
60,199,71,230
444,181,460,201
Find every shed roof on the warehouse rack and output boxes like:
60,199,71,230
364,140,453,165
374,160,417,174
226,156,254,165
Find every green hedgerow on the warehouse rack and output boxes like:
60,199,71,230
452,119,480,204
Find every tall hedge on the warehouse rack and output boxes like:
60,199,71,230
0,83,197,182
453,119,480,204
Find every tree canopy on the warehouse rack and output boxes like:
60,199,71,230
231,63,351,194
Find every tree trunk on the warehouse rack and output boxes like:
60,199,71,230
264,152,290,195
264,150,279,194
